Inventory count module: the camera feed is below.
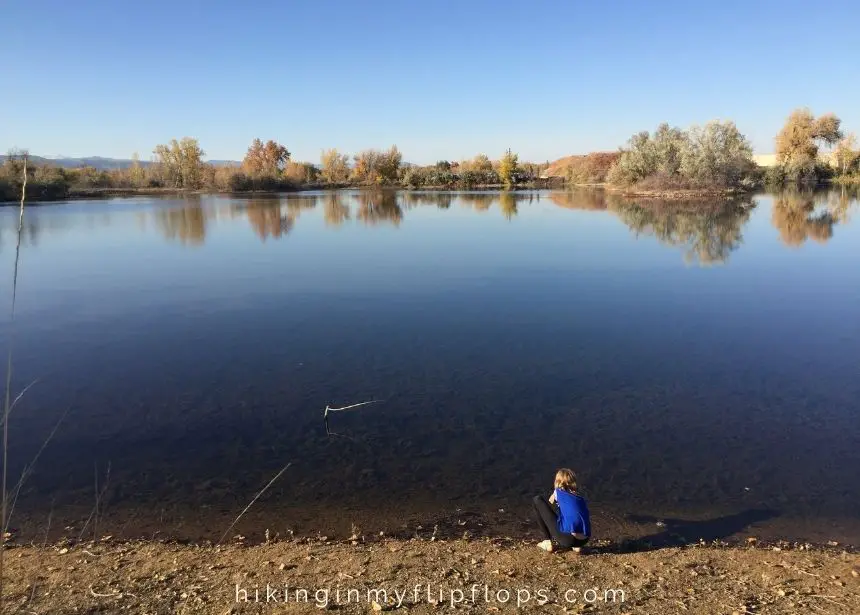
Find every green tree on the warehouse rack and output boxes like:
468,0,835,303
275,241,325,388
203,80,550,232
499,149,519,187
679,121,755,187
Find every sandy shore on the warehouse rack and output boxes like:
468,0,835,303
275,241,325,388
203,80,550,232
2,536,857,614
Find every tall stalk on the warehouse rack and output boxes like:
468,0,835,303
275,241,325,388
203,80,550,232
0,154,27,610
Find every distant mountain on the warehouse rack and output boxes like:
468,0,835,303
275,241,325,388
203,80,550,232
23,155,240,170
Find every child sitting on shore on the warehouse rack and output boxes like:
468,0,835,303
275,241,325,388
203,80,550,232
532,468,591,552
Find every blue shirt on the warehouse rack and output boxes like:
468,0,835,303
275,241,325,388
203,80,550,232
555,489,591,537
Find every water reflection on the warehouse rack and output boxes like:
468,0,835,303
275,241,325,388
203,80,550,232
771,187,857,247
323,192,350,227
612,198,753,265
238,197,316,241
154,197,207,245
551,191,754,264
353,190,403,226
2,189,859,259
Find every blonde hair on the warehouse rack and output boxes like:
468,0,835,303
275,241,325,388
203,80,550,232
554,468,578,493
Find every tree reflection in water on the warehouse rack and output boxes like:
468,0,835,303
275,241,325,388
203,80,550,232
353,190,403,226
550,189,754,265
322,192,350,227
154,196,207,246
128,188,860,254
771,187,858,247
610,196,754,265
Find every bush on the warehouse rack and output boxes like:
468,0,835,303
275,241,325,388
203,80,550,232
607,121,757,191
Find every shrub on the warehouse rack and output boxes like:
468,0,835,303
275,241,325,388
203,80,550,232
607,121,757,190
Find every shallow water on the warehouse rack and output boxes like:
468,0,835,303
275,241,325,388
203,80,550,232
1,188,858,544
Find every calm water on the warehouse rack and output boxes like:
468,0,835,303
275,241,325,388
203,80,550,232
1,188,858,545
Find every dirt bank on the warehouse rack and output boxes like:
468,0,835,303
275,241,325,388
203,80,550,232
3,536,857,614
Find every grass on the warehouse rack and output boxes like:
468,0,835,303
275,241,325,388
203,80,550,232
0,154,27,611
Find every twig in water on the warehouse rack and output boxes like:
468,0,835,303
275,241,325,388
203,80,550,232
324,399,386,440
218,462,292,545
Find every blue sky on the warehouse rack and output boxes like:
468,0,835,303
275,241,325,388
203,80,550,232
2,0,859,164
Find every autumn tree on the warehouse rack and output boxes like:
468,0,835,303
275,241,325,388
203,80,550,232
462,153,493,172
833,134,858,176
351,145,401,184
320,148,350,183
242,139,290,178
775,109,843,182
498,149,519,187
351,149,380,183
377,145,402,183
284,161,319,184
129,152,146,187
153,137,205,189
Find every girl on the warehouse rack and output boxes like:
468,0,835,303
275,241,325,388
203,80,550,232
532,468,591,552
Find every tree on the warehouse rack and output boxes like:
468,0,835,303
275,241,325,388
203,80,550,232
679,121,755,187
320,149,350,183
775,109,843,181
284,161,319,184
153,137,205,189
606,125,684,186
352,149,381,183
607,121,757,189
129,152,146,187
651,123,686,176
242,138,290,178
499,149,519,187
377,145,402,183
351,145,401,184
813,113,843,148
833,134,858,175
463,153,493,172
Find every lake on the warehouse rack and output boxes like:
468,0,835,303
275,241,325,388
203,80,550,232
1,188,858,546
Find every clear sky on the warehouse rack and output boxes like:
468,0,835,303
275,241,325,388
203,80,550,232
2,0,859,164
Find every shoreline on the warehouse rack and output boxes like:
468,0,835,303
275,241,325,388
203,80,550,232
10,496,859,555
0,183,558,205
0,182,761,206
4,537,857,614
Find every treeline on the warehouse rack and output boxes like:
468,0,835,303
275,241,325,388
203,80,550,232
5,106,859,202
598,108,860,192
0,139,547,202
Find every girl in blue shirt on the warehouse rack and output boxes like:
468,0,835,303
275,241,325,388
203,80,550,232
533,468,591,552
